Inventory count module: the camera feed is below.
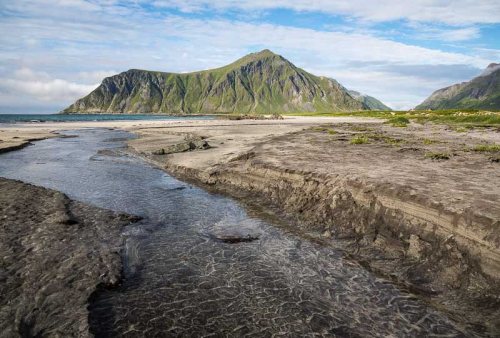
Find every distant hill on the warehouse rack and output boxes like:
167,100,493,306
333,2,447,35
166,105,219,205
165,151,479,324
416,63,500,110
348,90,391,110
63,50,374,114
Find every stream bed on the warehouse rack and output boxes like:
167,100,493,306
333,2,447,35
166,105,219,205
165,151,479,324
0,129,474,337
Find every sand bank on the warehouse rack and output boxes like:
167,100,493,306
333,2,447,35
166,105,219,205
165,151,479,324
0,178,138,337
1,116,499,334
126,118,500,334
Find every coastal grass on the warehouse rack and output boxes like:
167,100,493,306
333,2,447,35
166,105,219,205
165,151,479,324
365,133,403,145
350,135,370,144
422,138,439,145
349,125,374,132
386,116,410,127
471,144,500,152
284,109,500,127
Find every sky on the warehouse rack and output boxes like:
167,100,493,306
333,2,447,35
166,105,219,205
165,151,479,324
0,0,499,113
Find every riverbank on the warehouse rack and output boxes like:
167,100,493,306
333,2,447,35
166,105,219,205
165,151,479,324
0,129,58,153
126,118,500,335
0,178,138,337
1,116,499,334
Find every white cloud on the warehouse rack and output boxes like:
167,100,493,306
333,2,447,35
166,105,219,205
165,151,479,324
152,0,500,25
407,23,481,42
0,68,98,102
159,16,487,68
77,70,118,83
437,27,480,41
0,1,498,112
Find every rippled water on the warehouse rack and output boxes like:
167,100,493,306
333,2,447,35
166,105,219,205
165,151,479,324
0,129,474,337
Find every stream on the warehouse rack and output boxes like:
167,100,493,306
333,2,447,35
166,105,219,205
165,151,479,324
0,129,473,337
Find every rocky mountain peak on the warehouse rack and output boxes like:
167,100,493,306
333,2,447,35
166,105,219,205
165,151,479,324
416,62,500,110
62,50,377,114
479,63,500,77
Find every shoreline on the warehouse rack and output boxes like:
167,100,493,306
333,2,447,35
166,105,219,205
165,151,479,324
0,131,59,154
0,178,139,337
125,118,500,334
1,116,499,335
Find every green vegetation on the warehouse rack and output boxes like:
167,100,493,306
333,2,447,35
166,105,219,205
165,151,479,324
471,144,500,152
64,49,368,115
350,136,370,144
425,152,450,160
327,129,337,135
358,133,403,145
349,125,373,132
382,137,404,145
347,90,392,111
386,116,410,127
285,110,500,127
422,138,438,145
413,111,500,125
416,64,500,110
311,126,329,132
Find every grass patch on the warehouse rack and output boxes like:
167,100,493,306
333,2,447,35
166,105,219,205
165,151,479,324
311,126,337,135
350,125,373,132
311,126,328,132
471,144,500,152
365,133,403,145
285,110,500,127
450,126,468,133
423,138,438,145
350,136,370,144
425,152,450,160
384,137,404,145
386,116,410,127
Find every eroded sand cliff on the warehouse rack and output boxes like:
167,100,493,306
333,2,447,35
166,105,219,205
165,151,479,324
127,119,500,334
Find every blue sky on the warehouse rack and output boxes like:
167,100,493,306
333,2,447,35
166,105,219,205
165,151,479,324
0,0,499,113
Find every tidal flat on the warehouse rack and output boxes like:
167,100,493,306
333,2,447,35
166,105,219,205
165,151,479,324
0,116,499,336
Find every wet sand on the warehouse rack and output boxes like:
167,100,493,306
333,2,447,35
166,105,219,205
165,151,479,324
1,116,499,334
0,129,57,153
0,178,138,337
125,118,500,334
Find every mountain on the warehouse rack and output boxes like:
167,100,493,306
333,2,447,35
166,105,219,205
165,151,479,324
63,50,369,114
348,90,391,110
415,63,500,110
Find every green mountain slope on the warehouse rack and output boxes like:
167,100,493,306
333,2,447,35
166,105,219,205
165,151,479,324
416,63,500,110
347,90,391,110
63,50,368,114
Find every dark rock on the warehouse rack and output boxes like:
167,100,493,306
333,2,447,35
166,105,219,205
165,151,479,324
213,234,260,244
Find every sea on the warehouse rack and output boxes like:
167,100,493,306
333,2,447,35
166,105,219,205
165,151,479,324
0,113,214,123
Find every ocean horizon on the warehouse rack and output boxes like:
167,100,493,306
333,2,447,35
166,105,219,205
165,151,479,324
0,113,214,123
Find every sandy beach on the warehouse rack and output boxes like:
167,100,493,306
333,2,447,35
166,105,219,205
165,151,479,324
127,117,500,334
1,115,499,334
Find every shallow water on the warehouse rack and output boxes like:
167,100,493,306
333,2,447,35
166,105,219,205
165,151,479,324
0,129,473,337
